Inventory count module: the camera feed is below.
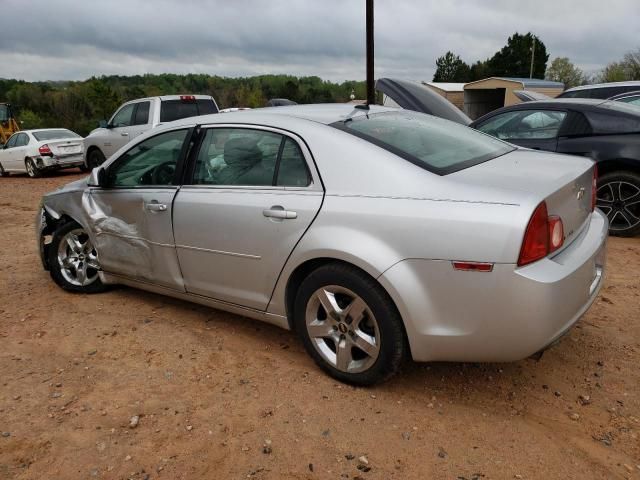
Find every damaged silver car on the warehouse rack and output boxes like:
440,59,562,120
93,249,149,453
37,105,607,385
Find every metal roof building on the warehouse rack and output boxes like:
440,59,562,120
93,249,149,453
463,77,565,119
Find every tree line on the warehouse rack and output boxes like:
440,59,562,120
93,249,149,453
433,32,640,89
0,74,367,136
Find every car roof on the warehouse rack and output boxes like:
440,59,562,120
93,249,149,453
121,94,215,103
21,128,74,134
563,81,640,93
165,103,396,128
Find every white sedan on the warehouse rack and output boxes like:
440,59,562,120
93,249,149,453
0,129,85,177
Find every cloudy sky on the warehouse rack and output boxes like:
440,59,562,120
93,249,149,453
0,0,638,82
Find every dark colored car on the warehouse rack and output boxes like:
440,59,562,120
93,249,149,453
557,81,640,100
470,99,640,236
609,90,640,107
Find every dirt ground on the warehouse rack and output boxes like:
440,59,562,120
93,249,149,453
0,171,638,480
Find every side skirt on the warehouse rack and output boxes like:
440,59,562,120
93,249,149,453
99,272,290,330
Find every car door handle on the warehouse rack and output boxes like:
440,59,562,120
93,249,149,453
263,206,297,219
121,132,129,137
145,202,167,212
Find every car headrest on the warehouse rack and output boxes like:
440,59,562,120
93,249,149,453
224,137,262,167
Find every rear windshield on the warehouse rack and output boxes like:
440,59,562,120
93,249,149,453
160,99,218,123
333,111,514,175
33,129,81,141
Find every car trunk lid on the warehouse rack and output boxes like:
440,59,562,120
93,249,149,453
450,148,596,247
46,139,83,157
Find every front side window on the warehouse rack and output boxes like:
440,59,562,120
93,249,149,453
192,128,310,187
111,103,135,128
477,110,567,140
334,111,514,175
4,134,18,148
16,133,29,146
107,129,189,187
133,102,151,126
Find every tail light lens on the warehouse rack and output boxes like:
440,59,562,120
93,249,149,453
518,202,565,266
38,144,52,157
591,165,598,211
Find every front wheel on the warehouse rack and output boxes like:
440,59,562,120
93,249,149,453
47,221,107,293
25,158,41,178
0,162,7,177
294,263,406,385
86,149,105,169
596,171,640,237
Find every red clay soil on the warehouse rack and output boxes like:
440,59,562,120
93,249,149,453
0,171,638,479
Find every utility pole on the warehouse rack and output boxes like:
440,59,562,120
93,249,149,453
366,0,375,105
529,35,536,79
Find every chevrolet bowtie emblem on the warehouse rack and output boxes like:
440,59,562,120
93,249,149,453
577,187,585,200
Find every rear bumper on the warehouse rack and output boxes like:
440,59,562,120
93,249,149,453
36,155,84,170
379,209,608,362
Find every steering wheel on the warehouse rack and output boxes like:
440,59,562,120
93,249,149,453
151,161,176,185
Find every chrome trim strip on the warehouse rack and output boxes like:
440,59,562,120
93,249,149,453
175,244,261,260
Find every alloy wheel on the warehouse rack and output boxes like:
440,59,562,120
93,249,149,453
26,159,36,177
596,181,640,232
305,285,380,374
57,228,101,287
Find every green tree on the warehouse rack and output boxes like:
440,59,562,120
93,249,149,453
432,51,471,82
18,109,45,129
545,57,586,88
598,62,628,82
486,32,548,78
621,47,640,80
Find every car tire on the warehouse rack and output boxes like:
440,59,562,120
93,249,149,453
78,164,90,172
25,158,41,178
47,221,107,294
87,149,106,169
596,170,640,237
0,162,7,177
293,262,406,385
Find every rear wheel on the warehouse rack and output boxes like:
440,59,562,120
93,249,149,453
78,164,90,172
48,221,106,293
87,149,105,169
25,158,41,178
596,171,640,237
294,263,406,385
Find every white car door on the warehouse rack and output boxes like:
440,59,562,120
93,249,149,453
101,103,136,158
0,133,20,170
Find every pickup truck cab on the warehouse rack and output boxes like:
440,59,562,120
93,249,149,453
83,95,218,168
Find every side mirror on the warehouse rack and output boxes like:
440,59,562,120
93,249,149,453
98,119,108,129
88,167,108,188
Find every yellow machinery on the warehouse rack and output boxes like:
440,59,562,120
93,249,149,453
0,103,20,145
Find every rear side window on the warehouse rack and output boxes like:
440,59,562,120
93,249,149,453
16,133,29,146
477,110,567,140
586,111,640,134
133,102,150,125
191,128,310,187
160,99,218,123
333,111,514,175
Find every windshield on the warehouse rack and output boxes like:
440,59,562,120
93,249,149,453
33,129,81,141
333,111,514,175
0,105,8,122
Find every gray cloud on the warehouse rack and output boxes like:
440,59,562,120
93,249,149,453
0,0,638,82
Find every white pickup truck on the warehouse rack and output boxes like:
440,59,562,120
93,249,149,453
83,95,218,168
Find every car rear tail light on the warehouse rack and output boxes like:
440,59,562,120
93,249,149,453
452,261,493,272
38,144,52,157
591,165,598,211
180,95,196,102
518,201,565,266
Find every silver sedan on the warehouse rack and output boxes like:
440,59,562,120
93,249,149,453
36,105,607,385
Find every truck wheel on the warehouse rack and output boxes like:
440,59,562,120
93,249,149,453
87,149,106,169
